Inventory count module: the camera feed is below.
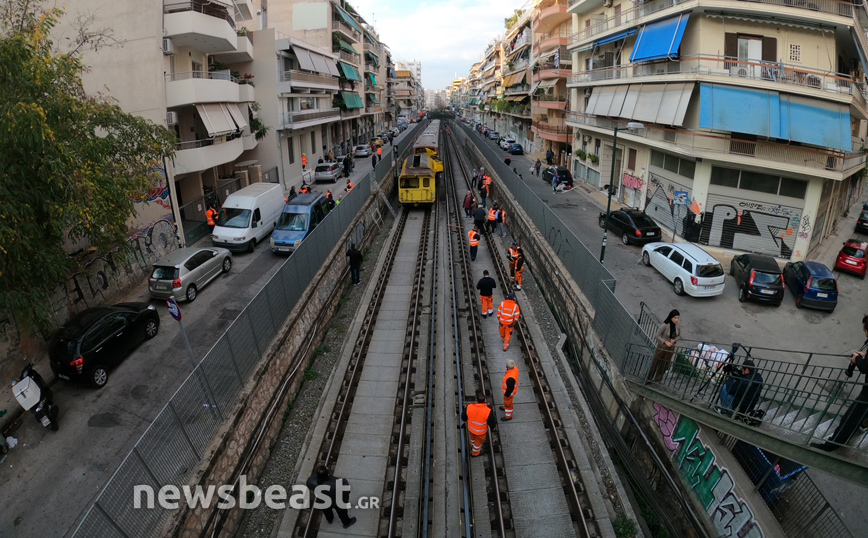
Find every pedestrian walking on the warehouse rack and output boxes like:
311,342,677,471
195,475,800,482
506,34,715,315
473,204,487,231
205,204,218,232
552,173,560,193
496,206,507,237
514,248,525,290
507,242,520,278
328,150,334,162
535,159,541,176
372,153,378,167
500,360,519,420
497,293,521,351
326,190,336,210
346,243,363,285
343,155,351,177
476,270,497,318
468,225,481,262
461,391,497,457
305,465,357,529
812,315,868,451
463,191,475,217
377,146,383,159
504,155,511,166
486,204,498,234
472,168,478,188
649,310,681,382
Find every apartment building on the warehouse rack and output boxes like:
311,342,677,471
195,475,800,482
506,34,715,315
396,60,425,110
394,69,418,115
480,38,504,129
500,9,534,149
566,0,868,260
532,0,572,164
466,61,485,122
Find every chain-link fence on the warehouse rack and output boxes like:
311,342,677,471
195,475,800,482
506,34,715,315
71,174,373,538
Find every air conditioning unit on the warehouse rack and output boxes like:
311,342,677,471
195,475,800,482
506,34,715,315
166,111,179,126
162,38,174,56
729,66,748,77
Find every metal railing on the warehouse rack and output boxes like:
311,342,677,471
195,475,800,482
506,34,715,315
533,68,570,81
165,70,238,83
163,1,235,29
331,20,360,42
505,83,532,95
279,108,341,128
280,70,339,87
566,112,867,174
338,50,359,64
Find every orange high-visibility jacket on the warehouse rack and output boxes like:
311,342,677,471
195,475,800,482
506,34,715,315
502,368,519,397
497,299,520,326
488,208,497,221
206,208,217,226
302,155,308,166
468,230,480,247
508,247,519,260
466,403,492,435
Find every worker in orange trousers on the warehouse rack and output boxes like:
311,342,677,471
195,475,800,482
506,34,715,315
497,292,521,351
500,360,519,420
462,391,497,457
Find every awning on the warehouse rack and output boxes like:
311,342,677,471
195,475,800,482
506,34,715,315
365,51,380,64
226,103,248,131
530,81,541,94
339,61,362,81
574,44,594,53
326,59,341,77
537,48,558,63
341,91,364,109
622,83,693,126
594,29,637,47
195,104,236,137
336,37,359,55
368,73,377,86
310,54,332,75
366,93,381,104
630,14,690,63
538,79,558,89
335,5,361,33
851,27,868,75
293,47,316,72
364,31,377,45
502,74,514,87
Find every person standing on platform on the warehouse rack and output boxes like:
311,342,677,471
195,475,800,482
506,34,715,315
302,153,308,170
476,270,497,318
473,203,487,231
468,226,481,262
497,292,521,351
649,310,681,382
507,242,520,279
461,391,497,457
501,360,519,420
486,203,498,234
305,465,357,529
463,191,475,217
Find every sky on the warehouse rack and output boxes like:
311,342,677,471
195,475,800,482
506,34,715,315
346,0,534,90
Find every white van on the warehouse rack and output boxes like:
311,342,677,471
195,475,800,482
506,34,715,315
211,183,285,253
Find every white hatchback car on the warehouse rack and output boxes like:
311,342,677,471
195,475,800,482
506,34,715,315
641,242,726,297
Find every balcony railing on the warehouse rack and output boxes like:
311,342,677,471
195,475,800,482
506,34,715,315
534,27,570,56
505,83,532,94
534,0,570,27
332,20,360,42
364,62,377,72
338,50,359,64
566,111,867,173
573,0,861,44
280,108,341,127
534,121,570,135
176,133,241,152
165,70,239,83
163,1,235,29
570,55,868,110
280,70,339,87
533,69,571,82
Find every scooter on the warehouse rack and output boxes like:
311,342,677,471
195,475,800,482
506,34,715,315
12,363,59,431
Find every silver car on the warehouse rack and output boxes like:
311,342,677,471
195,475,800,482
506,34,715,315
354,145,371,157
313,162,343,183
148,247,232,302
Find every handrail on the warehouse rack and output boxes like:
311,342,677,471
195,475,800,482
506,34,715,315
165,70,238,83
163,1,235,29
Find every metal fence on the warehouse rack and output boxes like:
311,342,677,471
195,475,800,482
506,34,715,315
71,174,373,538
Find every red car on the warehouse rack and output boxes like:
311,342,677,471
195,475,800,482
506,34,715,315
834,239,868,278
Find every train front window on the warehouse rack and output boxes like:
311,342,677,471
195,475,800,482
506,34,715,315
401,177,419,188
422,178,430,187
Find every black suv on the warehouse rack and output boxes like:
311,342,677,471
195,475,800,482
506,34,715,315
730,254,785,306
857,210,868,234
541,166,573,188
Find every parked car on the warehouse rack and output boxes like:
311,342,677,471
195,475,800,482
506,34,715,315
271,193,331,254
499,137,516,150
149,247,232,302
783,261,838,311
211,183,285,253
314,162,344,183
390,127,400,136
354,145,372,157
598,209,662,245
488,131,500,140
508,144,524,155
541,166,574,188
641,243,726,297
834,239,868,279
730,253,785,306
48,303,160,388
856,209,868,234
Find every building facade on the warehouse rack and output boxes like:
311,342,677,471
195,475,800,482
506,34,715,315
532,0,572,164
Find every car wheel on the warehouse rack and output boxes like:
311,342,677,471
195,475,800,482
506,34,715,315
247,239,255,253
49,420,59,432
186,284,198,302
642,252,650,266
674,278,685,296
144,319,159,339
599,217,606,229
774,301,782,307
738,286,747,303
622,233,631,245
795,295,803,308
222,257,232,273
91,366,108,389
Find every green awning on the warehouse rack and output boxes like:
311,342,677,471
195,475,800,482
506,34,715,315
336,37,359,55
341,91,364,109
368,73,377,86
339,61,362,81
365,51,380,65
364,31,377,45
335,5,361,33
366,93,381,104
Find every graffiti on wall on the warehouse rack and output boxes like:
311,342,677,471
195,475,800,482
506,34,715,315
645,173,703,241
699,195,802,258
653,404,765,538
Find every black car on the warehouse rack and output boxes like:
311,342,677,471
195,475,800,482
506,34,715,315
598,209,662,245
48,302,160,388
541,166,573,188
856,210,868,234
730,253,784,306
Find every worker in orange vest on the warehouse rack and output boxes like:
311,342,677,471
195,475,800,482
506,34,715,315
514,248,525,290
468,225,480,262
486,203,498,234
507,241,520,278
302,153,308,170
377,146,383,158
497,292,521,351
205,204,218,232
300,182,310,194
461,391,497,457
501,360,519,420
346,179,354,193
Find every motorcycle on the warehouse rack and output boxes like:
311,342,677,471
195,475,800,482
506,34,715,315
12,363,59,431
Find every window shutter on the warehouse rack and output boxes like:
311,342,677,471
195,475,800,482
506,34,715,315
724,33,737,69
762,37,777,62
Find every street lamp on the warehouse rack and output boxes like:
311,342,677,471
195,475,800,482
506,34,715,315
600,121,644,263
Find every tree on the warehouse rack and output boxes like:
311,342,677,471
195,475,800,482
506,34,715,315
504,9,524,30
0,2,176,331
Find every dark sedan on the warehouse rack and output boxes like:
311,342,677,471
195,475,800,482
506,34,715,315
856,210,868,234
48,302,160,388
541,166,573,188
508,144,524,155
598,209,662,245
730,253,784,306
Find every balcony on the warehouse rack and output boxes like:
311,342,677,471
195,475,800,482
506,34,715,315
365,105,383,113
210,34,254,63
534,28,570,55
235,0,254,20
365,62,377,73
533,69,571,82
163,3,236,53
505,83,532,95
533,95,569,109
506,34,531,58
568,54,868,116
342,108,361,118
339,50,360,65
532,121,571,142
332,21,360,43
279,108,341,130
534,0,570,33
278,70,340,94
242,132,258,151
165,71,241,108
174,136,244,175
566,111,867,178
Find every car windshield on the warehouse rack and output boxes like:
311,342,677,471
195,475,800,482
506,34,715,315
699,264,724,277
276,212,309,231
814,278,837,291
843,246,866,258
861,211,868,220
217,208,251,229
151,266,178,280
632,215,657,227
315,165,332,173
753,271,782,285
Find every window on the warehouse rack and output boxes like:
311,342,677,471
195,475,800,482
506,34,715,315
710,166,807,199
651,150,665,167
682,259,693,274
288,137,295,164
739,171,779,194
663,154,680,174
679,159,695,179
789,43,801,62
655,245,672,256
779,177,808,199
710,167,740,188
310,132,316,154
192,251,214,266
628,148,637,170
594,138,601,156
192,60,203,78
298,97,316,110
669,251,685,266
253,208,261,222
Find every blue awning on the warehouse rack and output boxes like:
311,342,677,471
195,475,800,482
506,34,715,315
594,29,637,47
850,27,868,75
630,14,690,63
